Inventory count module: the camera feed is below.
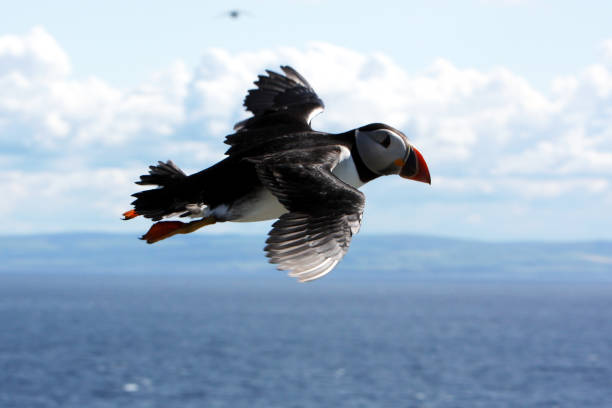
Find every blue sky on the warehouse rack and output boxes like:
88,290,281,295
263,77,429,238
1,0,611,240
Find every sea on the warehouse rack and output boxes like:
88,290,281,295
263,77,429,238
1,274,611,408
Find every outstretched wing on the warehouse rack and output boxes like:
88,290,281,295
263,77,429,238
235,65,324,130
249,146,365,282
224,66,326,158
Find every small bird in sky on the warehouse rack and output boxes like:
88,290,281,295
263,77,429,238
217,9,251,19
123,66,430,282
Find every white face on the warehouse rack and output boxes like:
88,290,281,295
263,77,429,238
355,128,410,175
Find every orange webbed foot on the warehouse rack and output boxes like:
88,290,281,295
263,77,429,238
141,221,187,244
140,217,217,244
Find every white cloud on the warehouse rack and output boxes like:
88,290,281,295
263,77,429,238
0,29,191,151
434,176,609,199
0,26,70,78
1,27,612,238
0,167,136,231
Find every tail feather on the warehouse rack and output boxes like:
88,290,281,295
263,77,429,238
136,160,187,186
128,160,197,221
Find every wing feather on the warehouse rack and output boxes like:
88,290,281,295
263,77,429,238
225,66,325,158
252,147,365,282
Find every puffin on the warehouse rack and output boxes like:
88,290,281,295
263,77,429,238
123,66,431,282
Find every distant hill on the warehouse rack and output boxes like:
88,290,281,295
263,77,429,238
1,233,611,282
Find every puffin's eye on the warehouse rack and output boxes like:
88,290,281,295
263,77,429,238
370,130,391,148
380,133,391,148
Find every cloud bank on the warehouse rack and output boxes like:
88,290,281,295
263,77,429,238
1,27,611,239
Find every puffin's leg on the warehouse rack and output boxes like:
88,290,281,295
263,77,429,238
141,216,217,244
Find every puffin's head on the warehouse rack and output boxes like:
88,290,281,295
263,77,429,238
355,123,431,184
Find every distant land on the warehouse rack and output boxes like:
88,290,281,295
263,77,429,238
1,233,611,282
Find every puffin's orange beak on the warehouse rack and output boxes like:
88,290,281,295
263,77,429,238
400,147,431,184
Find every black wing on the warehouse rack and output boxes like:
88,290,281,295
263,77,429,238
224,66,326,158
249,146,365,282
236,65,324,129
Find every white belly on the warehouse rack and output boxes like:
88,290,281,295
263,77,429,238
234,188,288,222
207,188,287,222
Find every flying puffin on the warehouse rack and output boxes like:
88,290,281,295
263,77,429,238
123,66,431,282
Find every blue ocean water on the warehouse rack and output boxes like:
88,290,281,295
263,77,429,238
1,274,611,408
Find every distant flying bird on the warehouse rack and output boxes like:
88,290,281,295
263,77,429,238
123,66,431,282
217,9,251,19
